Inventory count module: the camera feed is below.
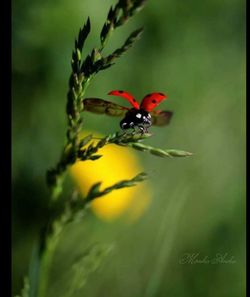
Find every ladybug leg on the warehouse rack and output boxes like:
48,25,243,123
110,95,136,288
138,125,146,135
129,122,135,129
128,122,136,135
131,124,140,135
144,126,149,134
131,127,137,135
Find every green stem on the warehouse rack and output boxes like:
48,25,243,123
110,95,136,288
37,237,59,297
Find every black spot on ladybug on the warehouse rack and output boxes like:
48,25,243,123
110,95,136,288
118,90,124,93
133,99,136,101
152,99,157,103
158,92,165,96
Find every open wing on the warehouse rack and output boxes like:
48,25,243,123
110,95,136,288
151,110,173,126
83,98,128,117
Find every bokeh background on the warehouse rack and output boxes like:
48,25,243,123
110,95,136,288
12,0,246,296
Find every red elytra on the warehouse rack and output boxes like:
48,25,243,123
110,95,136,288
108,90,167,112
108,90,140,109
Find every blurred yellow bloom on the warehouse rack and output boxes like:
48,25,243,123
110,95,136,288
69,131,152,222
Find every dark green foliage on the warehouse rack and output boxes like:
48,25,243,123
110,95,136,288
14,278,30,297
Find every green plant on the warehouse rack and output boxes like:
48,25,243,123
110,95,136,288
16,1,192,296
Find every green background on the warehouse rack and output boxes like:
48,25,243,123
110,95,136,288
12,0,246,296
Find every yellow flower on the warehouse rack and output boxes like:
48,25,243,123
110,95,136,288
69,131,152,222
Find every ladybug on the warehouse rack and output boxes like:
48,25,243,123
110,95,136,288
83,90,173,133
